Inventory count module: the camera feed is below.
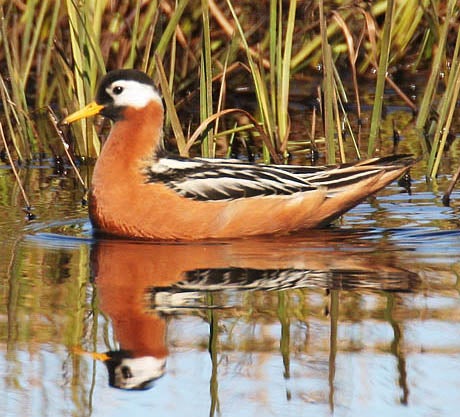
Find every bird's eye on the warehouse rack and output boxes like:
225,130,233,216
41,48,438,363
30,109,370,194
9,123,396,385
112,86,123,95
121,366,132,379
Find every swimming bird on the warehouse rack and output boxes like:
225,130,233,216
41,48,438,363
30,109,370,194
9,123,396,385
63,69,414,240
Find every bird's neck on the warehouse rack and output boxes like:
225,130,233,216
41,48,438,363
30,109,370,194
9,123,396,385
89,100,164,231
98,101,164,173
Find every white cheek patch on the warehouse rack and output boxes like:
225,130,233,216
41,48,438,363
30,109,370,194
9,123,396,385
107,80,162,108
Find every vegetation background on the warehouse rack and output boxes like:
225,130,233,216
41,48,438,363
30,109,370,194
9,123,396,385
1,5,459,416
0,0,459,179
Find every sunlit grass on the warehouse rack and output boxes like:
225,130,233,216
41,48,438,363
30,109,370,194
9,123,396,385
225,0,279,163
368,0,395,156
199,0,215,157
0,0,458,179
319,0,335,164
423,0,460,178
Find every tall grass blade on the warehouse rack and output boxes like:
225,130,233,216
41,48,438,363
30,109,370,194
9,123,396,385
200,0,215,158
425,3,460,177
415,0,456,137
278,0,296,155
37,1,61,108
368,0,395,156
138,1,159,49
0,75,26,161
0,0,457,171
21,0,50,87
269,0,277,121
214,47,231,140
48,107,87,191
126,1,141,69
291,17,344,70
65,0,107,157
428,62,460,178
155,55,187,156
319,0,335,164
392,0,429,61
147,0,189,74
0,122,33,217
184,108,277,160
333,90,346,163
225,0,279,163
0,7,35,158
332,10,361,124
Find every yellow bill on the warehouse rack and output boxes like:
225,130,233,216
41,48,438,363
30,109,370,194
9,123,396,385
63,101,105,124
72,346,110,362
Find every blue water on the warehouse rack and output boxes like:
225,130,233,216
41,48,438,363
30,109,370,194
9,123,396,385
1,164,460,417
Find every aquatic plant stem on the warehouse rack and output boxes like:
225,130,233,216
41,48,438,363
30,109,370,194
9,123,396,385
429,64,460,178
278,0,296,155
0,122,32,215
147,0,189,73
48,107,87,191
225,0,278,162
184,108,280,162
332,10,361,124
155,54,188,156
368,0,395,156
427,20,460,177
443,165,460,206
65,0,105,157
415,0,457,135
200,0,215,158
319,0,336,164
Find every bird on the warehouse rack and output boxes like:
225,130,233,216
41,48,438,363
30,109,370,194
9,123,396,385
63,69,415,240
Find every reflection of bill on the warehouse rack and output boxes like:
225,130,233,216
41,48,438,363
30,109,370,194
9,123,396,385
85,235,418,390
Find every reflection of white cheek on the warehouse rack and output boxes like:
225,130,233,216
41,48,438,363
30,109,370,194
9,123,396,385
114,356,166,389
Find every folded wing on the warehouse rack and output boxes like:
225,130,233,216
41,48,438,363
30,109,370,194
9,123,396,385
146,154,414,201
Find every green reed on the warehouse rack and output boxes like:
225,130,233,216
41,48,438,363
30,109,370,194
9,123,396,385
147,0,188,73
225,0,278,163
200,0,215,158
225,0,302,163
427,40,460,178
417,0,460,178
415,0,457,156
65,0,106,157
319,0,336,164
0,0,458,177
155,55,188,156
273,0,296,157
0,4,44,160
368,0,395,156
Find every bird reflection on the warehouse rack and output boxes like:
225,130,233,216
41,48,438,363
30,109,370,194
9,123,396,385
91,241,169,390
89,232,419,390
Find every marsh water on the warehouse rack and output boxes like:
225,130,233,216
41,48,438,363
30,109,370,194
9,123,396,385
1,98,460,417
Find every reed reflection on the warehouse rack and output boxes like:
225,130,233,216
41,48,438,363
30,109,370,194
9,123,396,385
90,234,419,392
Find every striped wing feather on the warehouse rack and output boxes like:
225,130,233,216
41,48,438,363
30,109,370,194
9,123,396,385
146,155,413,201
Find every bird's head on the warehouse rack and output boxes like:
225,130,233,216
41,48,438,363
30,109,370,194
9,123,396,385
63,69,162,124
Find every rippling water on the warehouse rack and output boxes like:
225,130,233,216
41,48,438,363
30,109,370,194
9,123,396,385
1,159,460,417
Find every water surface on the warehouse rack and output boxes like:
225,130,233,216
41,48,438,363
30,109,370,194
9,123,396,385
1,159,459,417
